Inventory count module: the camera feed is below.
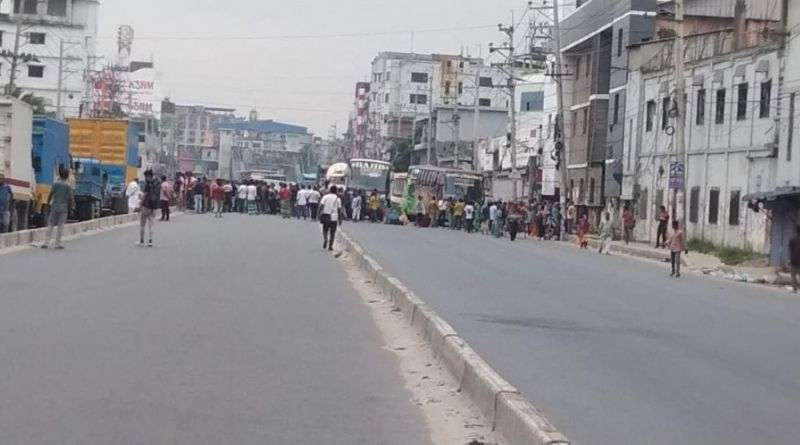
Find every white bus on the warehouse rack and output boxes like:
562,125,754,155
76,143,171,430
348,158,391,194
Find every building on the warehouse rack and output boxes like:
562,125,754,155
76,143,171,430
172,104,238,176
0,0,99,117
366,51,508,164
623,23,781,254
346,81,370,160
218,119,314,181
419,105,509,168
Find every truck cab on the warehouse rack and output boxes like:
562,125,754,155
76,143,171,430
73,157,107,221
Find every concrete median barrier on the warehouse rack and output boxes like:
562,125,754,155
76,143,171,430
339,230,571,445
0,213,141,252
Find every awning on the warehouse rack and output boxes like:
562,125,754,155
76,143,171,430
742,187,800,202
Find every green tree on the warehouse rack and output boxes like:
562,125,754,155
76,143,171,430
389,138,413,172
6,86,49,115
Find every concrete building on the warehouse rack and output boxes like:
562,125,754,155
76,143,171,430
218,119,313,182
367,52,508,163
172,104,238,176
0,0,99,117
346,81,370,160
418,105,508,169
623,26,781,254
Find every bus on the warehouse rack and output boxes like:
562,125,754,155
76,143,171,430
401,165,483,216
325,163,349,188
348,158,391,195
389,172,409,211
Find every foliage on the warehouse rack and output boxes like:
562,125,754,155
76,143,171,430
687,239,715,254
6,86,49,115
687,238,759,265
389,137,413,173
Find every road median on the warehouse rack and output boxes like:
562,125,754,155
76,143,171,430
339,230,571,445
0,213,140,251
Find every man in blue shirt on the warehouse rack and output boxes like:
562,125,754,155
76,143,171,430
0,175,12,233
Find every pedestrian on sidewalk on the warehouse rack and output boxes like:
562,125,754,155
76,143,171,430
577,213,590,249
598,212,614,255
667,220,688,277
137,170,160,247
319,185,342,251
159,175,173,221
622,205,634,244
656,205,670,248
0,175,12,233
464,201,475,234
566,200,576,234
212,179,225,218
788,226,800,292
42,168,74,250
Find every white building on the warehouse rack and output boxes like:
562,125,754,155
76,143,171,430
623,28,781,253
0,0,98,117
367,51,508,162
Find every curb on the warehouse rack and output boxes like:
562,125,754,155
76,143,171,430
340,230,571,445
563,234,687,265
0,213,141,251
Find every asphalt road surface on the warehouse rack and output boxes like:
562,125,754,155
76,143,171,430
344,222,800,445
0,214,431,445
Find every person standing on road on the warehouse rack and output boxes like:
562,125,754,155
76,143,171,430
41,168,75,250
622,205,634,245
211,179,225,218
0,175,12,233
159,175,173,222
789,226,800,293
464,201,475,234
125,177,140,214
368,190,379,223
666,220,688,277
278,183,292,218
489,201,498,235
452,199,465,231
174,173,187,212
137,170,160,247
319,185,342,251
236,182,247,213
577,213,590,249
566,200,576,235
296,185,309,220
655,205,670,248
351,191,362,222
193,178,206,214
507,203,523,241
598,212,614,255
246,181,258,215
307,186,321,219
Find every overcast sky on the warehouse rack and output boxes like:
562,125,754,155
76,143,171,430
98,0,528,136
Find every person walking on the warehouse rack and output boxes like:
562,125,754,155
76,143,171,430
0,175,12,233
211,179,225,218
125,177,140,214
598,211,614,255
576,213,590,249
278,183,292,218
41,168,74,249
368,190,379,223
193,178,205,214
413,196,426,227
655,205,670,248
307,186,321,219
622,205,634,244
159,175,173,221
507,204,522,241
296,185,309,220
489,201,498,235
464,201,475,234
452,199,465,231
137,170,160,247
319,185,342,251
566,200,576,234
351,191,363,222
789,226,800,293
666,220,688,277
236,182,247,213
246,181,258,215
174,173,187,212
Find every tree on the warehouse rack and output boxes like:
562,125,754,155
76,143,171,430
389,138,413,172
6,86,48,114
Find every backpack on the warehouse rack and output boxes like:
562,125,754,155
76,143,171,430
144,180,161,209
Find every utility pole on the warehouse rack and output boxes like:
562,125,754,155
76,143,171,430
453,66,461,168
426,71,434,165
551,0,569,234
56,39,81,120
473,66,481,171
490,14,519,200
674,0,687,225
6,16,23,95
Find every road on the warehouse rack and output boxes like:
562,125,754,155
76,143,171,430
344,222,800,445
0,214,431,445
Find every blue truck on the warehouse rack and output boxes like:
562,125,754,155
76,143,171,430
30,116,71,227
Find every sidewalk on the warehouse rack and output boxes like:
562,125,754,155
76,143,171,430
562,234,794,289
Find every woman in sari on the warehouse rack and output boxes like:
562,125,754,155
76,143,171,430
278,183,292,218
576,213,590,249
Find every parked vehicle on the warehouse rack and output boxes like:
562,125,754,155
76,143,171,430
72,157,107,221
30,116,71,227
0,96,34,232
402,165,483,216
68,118,140,216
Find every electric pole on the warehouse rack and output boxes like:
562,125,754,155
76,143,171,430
453,64,461,168
473,66,481,171
426,71,434,165
674,0,687,225
56,39,82,120
490,14,519,200
551,0,569,237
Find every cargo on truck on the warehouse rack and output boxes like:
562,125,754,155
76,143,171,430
30,116,71,227
0,96,34,232
68,118,140,216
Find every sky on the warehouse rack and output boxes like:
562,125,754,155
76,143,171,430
98,0,529,136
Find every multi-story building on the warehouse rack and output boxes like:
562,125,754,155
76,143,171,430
366,51,508,165
347,81,370,160
0,0,99,117
172,104,238,176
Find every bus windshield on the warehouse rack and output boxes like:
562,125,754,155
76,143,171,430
444,175,482,202
350,160,390,193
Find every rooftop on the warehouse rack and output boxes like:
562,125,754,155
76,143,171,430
219,120,308,135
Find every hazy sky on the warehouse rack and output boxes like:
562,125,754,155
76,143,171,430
98,0,528,135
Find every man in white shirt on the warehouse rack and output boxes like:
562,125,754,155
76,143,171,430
489,202,498,234
296,185,310,220
318,185,342,251
464,202,476,233
351,192,363,222
246,182,258,215
237,183,248,213
125,179,140,214
307,186,322,219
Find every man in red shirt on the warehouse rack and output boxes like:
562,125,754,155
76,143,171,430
211,179,226,218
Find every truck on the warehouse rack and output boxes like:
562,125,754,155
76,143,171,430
30,116,71,227
0,96,34,232
68,118,140,216
72,157,106,221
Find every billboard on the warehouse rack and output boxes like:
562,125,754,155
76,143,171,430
91,66,162,119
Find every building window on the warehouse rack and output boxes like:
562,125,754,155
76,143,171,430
575,56,581,80
479,77,493,87
655,188,664,211
586,53,591,76
0,31,4,47
28,32,46,45
27,65,43,78
572,111,577,136
48,0,68,16
689,187,700,223
736,83,748,121
411,72,428,83
715,88,726,125
696,89,706,125
613,93,620,125
646,100,655,132
639,188,649,220
445,81,451,96
582,108,588,135
458,82,463,95
729,190,741,226
17,0,37,14
479,98,491,107
589,178,595,204
617,28,624,57
760,79,772,118
384,93,389,103
662,97,670,130
569,179,575,199
385,71,391,82
579,178,585,202
708,188,720,224
547,114,552,138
